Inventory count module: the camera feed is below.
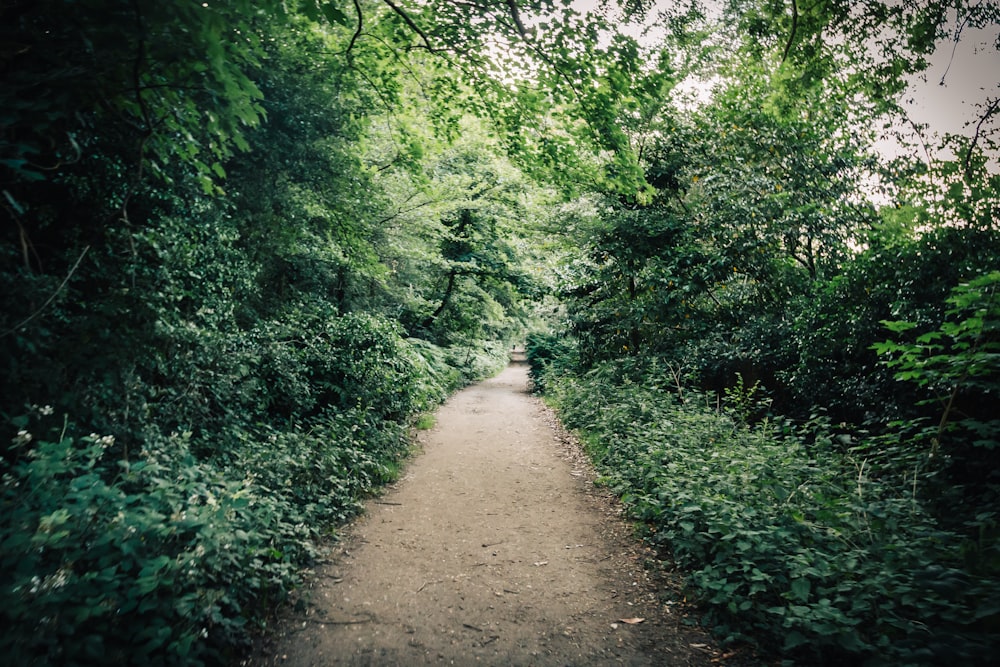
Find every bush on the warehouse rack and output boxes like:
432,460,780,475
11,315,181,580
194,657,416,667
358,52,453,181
779,225,1000,426
219,411,409,530
0,424,309,666
0,301,504,664
525,330,578,392
544,360,1000,664
410,337,511,393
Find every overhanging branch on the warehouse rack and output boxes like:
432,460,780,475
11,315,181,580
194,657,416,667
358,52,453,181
346,0,363,56
506,0,527,37
781,0,799,64
382,0,440,52
965,96,999,183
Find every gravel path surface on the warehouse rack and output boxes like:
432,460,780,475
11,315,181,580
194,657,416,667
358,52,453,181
248,353,725,666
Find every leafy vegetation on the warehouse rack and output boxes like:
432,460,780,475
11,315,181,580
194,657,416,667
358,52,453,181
1,2,535,663
523,1,999,663
3,0,998,664
540,360,999,663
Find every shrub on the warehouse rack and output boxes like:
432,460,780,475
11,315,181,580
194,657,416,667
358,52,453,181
0,425,309,666
409,337,511,394
544,360,1000,664
218,411,409,530
525,330,578,392
779,226,1000,426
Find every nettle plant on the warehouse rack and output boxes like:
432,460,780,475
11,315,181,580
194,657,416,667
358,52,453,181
542,357,1000,663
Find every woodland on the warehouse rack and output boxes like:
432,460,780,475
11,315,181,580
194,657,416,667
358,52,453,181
1,0,998,665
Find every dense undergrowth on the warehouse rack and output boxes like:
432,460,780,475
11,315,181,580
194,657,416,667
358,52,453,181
2,326,508,665
528,263,1000,665
539,360,998,664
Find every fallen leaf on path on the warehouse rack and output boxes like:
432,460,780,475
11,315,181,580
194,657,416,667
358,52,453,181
618,617,645,624
712,650,739,662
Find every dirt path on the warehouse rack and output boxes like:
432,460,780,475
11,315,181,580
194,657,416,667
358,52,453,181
248,354,723,666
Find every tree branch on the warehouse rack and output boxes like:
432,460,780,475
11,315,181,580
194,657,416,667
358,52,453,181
939,0,982,85
2,245,91,337
374,196,443,226
506,0,527,38
780,0,799,64
346,0,363,57
3,190,42,272
130,0,152,143
965,95,999,184
382,0,439,52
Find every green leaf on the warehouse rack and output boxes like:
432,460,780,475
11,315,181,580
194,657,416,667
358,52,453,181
790,577,811,602
881,319,918,333
300,1,320,22
322,3,349,26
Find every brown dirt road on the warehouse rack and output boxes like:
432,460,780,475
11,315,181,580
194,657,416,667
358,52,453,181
247,353,727,666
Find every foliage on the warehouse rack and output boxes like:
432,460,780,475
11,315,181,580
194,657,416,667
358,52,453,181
779,226,1000,426
0,305,468,664
0,0,282,194
530,2,1000,665
369,117,544,345
525,330,579,393
1,2,544,664
557,62,882,395
1,425,309,666
3,0,999,664
876,271,1000,431
541,360,1000,664
871,269,1000,517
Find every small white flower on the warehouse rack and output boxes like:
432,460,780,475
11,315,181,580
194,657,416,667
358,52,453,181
48,568,71,590
12,430,32,446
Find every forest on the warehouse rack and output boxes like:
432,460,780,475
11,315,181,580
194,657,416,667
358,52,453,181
1,0,997,664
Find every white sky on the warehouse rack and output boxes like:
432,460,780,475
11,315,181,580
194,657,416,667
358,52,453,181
904,25,999,138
